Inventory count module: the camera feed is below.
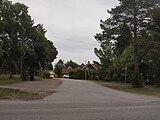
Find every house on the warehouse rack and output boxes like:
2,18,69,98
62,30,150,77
81,62,99,80
62,66,80,78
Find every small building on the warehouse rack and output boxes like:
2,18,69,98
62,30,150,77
81,62,99,80
62,66,80,78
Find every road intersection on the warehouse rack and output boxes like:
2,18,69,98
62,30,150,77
0,79,160,120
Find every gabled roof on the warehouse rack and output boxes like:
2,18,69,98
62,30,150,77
81,63,98,71
62,66,73,74
62,66,80,74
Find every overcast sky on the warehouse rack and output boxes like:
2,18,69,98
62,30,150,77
12,0,119,64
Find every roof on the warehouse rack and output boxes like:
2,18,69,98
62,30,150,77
62,66,80,74
81,63,98,71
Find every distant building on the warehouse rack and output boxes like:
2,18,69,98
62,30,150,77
81,62,99,80
62,66,80,78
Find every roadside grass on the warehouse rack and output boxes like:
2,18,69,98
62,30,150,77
120,86,160,97
0,74,54,100
0,74,22,85
94,81,160,97
0,74,44,85
0,88,39,100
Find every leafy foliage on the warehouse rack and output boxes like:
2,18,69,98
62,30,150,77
54,60,64,77
65,60,80,68
131,74,144,88
0,1,58,80
95,0,160,88
39,70,51,79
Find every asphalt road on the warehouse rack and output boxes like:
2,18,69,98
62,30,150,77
0,79,160,120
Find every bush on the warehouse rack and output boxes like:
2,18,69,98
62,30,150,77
155,76,160,87
69,70,85,79
40,70,50,79
131,73,144,88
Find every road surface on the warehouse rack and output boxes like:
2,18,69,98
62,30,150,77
0,79,160,120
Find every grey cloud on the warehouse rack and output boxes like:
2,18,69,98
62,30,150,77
12,0,118,64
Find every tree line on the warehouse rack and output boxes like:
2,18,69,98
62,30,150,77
0,0,58,80
54,59,99,80
54,59,81,78
95,0,160,87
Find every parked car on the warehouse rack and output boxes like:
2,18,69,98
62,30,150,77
63,74,69,78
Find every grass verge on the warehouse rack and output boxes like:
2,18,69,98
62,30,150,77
0,74,44,85
120,86,160,97
0,88,54,100
95,81,160,97
0,75,55,100
0,75,22,85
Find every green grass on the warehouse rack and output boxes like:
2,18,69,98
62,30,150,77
120,86,160,97
95,81,160,97
0,75,54,100
0,88,40,100
0,74,43,85
0,74,22,85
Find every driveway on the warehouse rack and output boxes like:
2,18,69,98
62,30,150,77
0,79,160,120
1,79,62,91
44,79,160,103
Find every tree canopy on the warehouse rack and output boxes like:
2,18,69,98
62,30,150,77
95,0,160,87
65,60,80,68
0,0,58,80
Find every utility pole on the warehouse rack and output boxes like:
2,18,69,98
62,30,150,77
125,67,127,85
85,60,87,80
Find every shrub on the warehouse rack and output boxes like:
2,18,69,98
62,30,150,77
131,73,144,88
155,76,160,87
40,70,50,79
69,70,85,79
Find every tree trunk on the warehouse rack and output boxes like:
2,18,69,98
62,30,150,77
9,71,12,79
133,1,140,74
20,56,27,80
134,45,139,74
29,67,35,81
0,0,2,5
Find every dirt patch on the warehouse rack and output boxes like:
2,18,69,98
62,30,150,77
0,79,62,101
95,81,127,90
